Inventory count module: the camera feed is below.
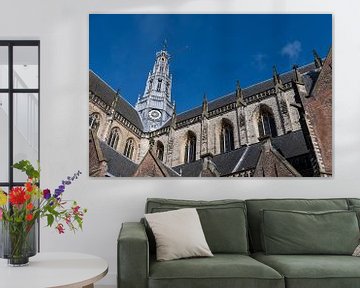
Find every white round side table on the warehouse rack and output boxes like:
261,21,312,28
0,252,108,288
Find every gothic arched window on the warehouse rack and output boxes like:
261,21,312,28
89,113,100,131
220,120,235,153
184,131,196,163
258,108,277,138
156,141,165,161
124,138,135,160
108,127,120,149
156,79,162,92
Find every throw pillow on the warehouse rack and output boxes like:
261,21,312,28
261,209,360,255
353,244,360,256
145,208,213,261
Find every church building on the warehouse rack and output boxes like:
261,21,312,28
89,46,332,177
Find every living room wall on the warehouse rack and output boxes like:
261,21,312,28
1,0,360,286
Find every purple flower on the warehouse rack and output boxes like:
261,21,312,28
43,189,51,200
54,171,82,199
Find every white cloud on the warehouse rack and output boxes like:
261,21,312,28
281,40,302,60
252,53,267,71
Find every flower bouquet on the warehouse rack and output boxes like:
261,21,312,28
0,160,87,266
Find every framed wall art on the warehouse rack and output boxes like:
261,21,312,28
89,14,332,178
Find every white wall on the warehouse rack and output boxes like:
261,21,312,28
1,0,360,286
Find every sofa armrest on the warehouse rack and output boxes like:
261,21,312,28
118,222,149,288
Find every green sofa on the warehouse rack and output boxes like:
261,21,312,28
118,198,360,288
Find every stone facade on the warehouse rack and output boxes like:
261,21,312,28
89,47,332,177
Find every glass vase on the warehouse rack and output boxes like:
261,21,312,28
0,220,37,266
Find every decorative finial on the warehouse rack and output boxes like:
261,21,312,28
111,89,120,109
202,93,208,118
272,65,283,88
236,80,241,91
313,49,323,68
292,64,303,84
235,80,245,107
273,65,279,78
203,93,207,103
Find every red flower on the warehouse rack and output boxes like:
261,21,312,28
25,182,33,192
24,193,31,201
26,214,33,221
9,187,26,205
72,205,80,215
26,203,34,210
56,223,65,234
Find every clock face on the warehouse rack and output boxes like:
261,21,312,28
149,109,161,120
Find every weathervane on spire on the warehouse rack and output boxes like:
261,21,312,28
163,39,168,51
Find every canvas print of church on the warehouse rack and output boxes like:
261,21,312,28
89,14,332,177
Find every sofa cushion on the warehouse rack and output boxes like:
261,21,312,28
145,208,213,261
146,198,249,254
246,198,349,252
252,252,360,288
149,254,284,288
349,205,360,228
261,209,359,255
347,198,360,207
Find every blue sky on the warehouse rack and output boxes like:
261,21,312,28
90,14,332,113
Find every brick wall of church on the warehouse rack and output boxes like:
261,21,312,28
302,50,332,176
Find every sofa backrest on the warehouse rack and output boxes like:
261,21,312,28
145,198,249,255
245,198,349,252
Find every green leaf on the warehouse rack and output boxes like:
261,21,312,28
12,160,40,180
47,214,54,227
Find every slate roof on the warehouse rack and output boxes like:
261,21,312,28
174,62,318,125
173,130,309,177
302,70,320,95
89,71,143,130
99,140,180,177
99,141,138,177
98,129,308,177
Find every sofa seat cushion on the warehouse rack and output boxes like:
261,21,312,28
252,252,360,288
149,254,284,288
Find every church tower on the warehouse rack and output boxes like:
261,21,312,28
135,44,175,132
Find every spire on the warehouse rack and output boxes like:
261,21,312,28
313,49,323,68
292,64,303,84
272,65,284,90
163,39,168,51
135,45,175,132
202,93,208,118
235,80,246,107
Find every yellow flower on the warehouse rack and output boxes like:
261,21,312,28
0,190,7,206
